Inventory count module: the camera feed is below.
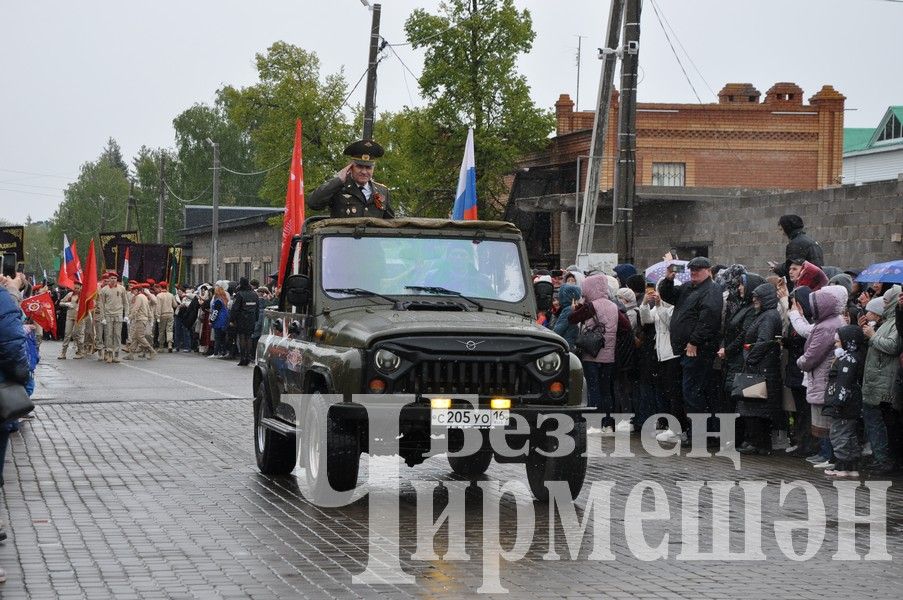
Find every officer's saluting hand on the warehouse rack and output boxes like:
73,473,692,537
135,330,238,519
308,139,394,219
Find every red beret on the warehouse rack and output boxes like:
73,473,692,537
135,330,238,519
146,279,156,285
159,281,168,288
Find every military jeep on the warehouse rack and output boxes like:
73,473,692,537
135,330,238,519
253,217,588,501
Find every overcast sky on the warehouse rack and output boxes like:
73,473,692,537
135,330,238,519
2,0,901,225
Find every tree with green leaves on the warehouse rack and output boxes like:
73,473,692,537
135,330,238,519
401,0,554,218
220,41,355,209
50,142,130,255
171,100,260,207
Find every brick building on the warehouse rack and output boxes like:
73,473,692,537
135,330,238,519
508,82,846,266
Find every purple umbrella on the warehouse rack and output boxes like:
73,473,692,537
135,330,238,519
856,260,903,284
645,259,691,284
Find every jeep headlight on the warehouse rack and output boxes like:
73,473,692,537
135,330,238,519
374,349,401,373
536,351,562,375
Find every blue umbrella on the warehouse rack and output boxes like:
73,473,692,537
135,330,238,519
645,259,691,284
856,260,903,284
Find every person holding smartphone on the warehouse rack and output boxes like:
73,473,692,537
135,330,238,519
658,256,724,445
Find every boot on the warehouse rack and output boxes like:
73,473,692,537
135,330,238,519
146,349,157,360
124,351,133,360
73,351,85,359
58,350,67,360
104,351,113,363
167,344,173,353
111,352,121,363
97,349,105,361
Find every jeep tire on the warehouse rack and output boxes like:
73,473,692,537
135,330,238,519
254,382,296,475
300,391,360,503
446,428,492,479
525,419,587,502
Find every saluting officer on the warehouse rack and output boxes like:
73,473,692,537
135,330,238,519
308,139,394,218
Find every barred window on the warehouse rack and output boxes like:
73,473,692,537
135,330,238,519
652,162,686,187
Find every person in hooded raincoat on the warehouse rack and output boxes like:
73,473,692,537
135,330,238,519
736,282,784,454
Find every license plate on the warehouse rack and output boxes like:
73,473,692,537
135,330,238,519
431,408,510,429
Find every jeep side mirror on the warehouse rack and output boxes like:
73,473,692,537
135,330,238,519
284,274,312,309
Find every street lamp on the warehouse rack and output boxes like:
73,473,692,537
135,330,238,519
206,138,220,283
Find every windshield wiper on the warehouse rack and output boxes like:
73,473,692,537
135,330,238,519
404,286,484,311
325,288,403,308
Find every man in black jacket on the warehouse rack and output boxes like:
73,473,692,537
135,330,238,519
659,256,724,440
230,277,260,366
772,215,824,278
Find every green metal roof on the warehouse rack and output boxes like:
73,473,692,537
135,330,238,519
844,106,903,155
843,128,874,153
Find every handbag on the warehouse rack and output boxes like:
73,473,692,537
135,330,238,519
731,372,768,401
575,314,605,358
0,381,35,423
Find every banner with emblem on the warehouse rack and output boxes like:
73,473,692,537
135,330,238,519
99,230,139,270
0,226,25,261
20,290,57,337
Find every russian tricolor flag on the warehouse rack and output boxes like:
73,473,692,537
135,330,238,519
452,127,477,220
57,234,82,288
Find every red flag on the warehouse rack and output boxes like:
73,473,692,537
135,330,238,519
20,291,57,338
277,119,305,289
77,240,98,323
57,261,74,289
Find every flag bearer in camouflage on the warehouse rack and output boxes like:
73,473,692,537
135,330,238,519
155,282,179,352
57,282,85,359
125,283,156,360
97,271,129,363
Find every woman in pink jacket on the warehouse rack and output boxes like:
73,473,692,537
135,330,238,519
796,285,847,465
569,274,620,431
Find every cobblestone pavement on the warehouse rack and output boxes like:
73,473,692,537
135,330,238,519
1,341,901,598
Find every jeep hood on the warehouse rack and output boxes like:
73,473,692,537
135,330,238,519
318,309,566,349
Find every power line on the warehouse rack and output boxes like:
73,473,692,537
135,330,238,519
219,159,291,176
649,0,702,103
0,187,63,198
163,181,210,204
0,168,76,179
384,12,477,47
652,0,717,98
383,39,422,87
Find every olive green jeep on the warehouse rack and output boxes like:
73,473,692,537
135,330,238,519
253,217,588,501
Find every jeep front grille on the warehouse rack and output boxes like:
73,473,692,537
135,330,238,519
392,359,541,396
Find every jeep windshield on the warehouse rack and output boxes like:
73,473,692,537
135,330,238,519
321,235,527,303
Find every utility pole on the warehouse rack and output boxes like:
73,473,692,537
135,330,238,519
157,154,166,244
126,180,136,231
575,35,586,112
575,0,625,260
208,139,220,283
361,2,382,140
613,0,642,262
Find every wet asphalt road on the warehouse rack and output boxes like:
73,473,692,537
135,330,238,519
1,340,901,599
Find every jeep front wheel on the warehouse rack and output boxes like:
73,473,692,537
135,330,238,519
254,382,296,475
446,429,492,479
525,420,587,502
300,391,360,504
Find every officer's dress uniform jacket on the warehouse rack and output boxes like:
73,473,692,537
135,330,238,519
308,176,394,219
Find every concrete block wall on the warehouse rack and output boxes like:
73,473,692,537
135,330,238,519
631,179,903,274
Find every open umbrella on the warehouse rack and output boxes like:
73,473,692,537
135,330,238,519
645,259,691,284
856,260,903,284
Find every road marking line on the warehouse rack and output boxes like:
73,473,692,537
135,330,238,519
118,362,240,398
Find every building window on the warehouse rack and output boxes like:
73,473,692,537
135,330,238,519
225,262,239,282
877,114,902,143
262,261,272,279
652,162,686,187
243,261,252,280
